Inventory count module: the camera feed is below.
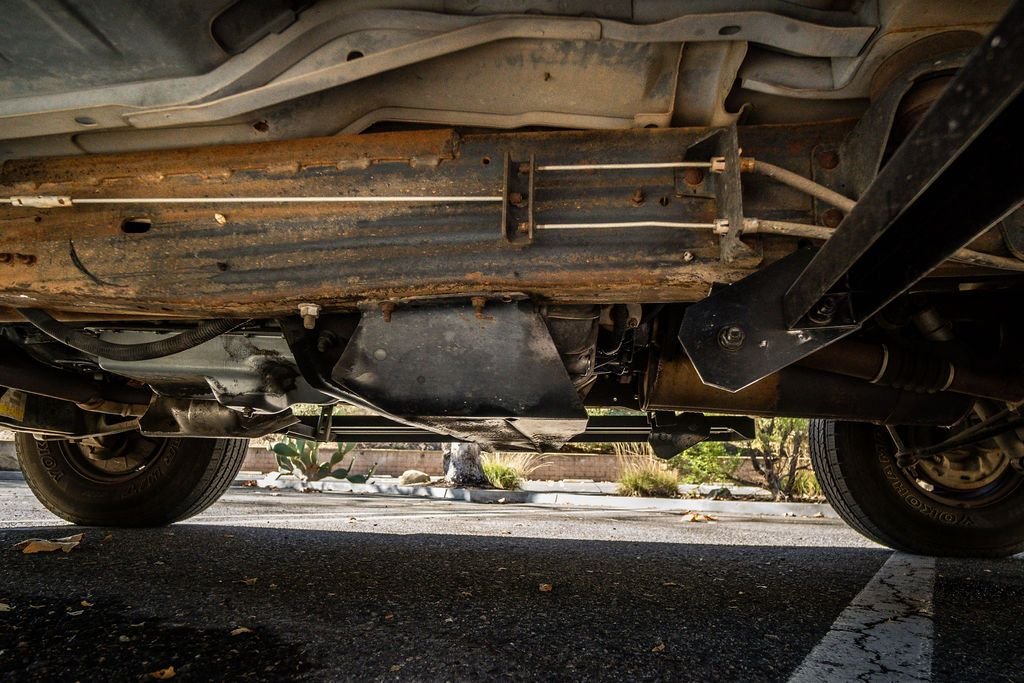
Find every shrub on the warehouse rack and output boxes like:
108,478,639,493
616,448,679,497
481,452,549,489
483,460,521,490
669,441,741,484
784,469,822,499
618,468,680,498
272,438,376,483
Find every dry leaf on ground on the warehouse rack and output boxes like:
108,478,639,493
149,666,176,679
0,603,11,612
13,533,84,554
681,512,716,523
538,583,553,593
651,642,666,653
238,577,257,586
230,627,253,636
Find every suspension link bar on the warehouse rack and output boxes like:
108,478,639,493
287,414,755,445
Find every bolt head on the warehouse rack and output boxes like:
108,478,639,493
817,149,840,170
822,208,844,228
718,325,746,350
682,168,705,187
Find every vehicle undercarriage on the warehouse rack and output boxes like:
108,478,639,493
0,0,1022,555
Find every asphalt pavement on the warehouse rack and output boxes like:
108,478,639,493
0,481,1021,682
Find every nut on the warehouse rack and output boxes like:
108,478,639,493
717,325,746,351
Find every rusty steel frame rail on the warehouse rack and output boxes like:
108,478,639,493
4,120,1008,320
0,125,855,317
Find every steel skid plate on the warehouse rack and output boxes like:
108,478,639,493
679,249,853,392
330,301,588,450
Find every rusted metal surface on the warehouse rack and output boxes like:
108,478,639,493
799,339,1024,403
643,343,971,426
0,124,848,317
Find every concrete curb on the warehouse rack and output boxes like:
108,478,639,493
2,469,834,518
246,477,837,518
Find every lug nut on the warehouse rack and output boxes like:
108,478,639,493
717,325,746,351
298,302,320,330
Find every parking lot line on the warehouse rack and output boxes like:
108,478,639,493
788,552,935,682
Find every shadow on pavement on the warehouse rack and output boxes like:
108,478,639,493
0,523,891,681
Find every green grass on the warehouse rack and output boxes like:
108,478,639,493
481,452,550,490
482,460,521,490
617,468,680,498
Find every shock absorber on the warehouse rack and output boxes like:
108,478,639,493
913,307,1024,473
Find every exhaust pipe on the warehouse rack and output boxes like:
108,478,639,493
643,347,971,426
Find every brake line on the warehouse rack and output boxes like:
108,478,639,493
8,157,1021,271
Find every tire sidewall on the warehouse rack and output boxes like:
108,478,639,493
825,420,1024,556
18,433,219,526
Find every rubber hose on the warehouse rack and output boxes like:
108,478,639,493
17,309,247,361
744,219,1024,272
750,160,857,213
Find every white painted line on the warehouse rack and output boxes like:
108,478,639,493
788,553,935,683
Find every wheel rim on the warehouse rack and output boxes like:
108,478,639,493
894,424,1021,508
60,432,166,483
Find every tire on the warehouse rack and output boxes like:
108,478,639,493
16,432,248,527
809,419,1024,558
